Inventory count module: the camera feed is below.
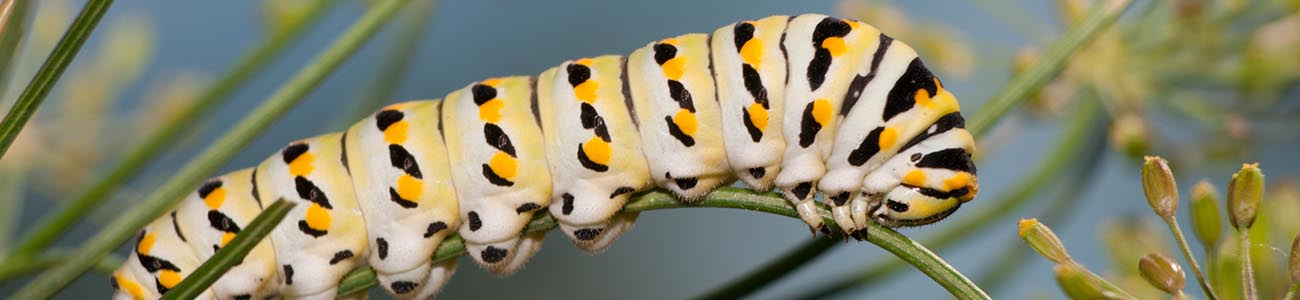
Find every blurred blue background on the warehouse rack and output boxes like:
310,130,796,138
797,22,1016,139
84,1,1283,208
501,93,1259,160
2,0,1298,299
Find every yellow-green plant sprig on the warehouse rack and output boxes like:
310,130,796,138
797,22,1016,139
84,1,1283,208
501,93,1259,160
7,1,410,298
1020,218,1138,299
1227,163,1264,300
1142,156,1219,300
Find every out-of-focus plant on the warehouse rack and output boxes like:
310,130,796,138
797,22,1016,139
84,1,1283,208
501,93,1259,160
1023,157,1300,299
970,0,1300,164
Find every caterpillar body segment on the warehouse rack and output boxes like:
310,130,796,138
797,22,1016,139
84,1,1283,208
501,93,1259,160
627,33,733,200
343,101,461,298
441,77,553,274
255,133,368,300
775,15,882,232
712,16,790,192
112,212,215,300
174,169,278,299
536,55,652,252
112,13,980,300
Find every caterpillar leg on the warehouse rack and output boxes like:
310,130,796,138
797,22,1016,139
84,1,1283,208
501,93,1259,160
783,187,826,233
557,212,640,252
376,260,457,300
465,231,546,275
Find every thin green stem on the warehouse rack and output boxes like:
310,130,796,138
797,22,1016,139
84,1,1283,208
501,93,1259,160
966,0,1133,136
335,187,990,299
0,0,33,97
1165,216,1220,300
4,0,337,261
0,0,112,159
693,235,839,300
1240,228,1257,300
792,82,1103,299
162,199,295,300
0,249,122,281
338,0,436,128
8,1,409,298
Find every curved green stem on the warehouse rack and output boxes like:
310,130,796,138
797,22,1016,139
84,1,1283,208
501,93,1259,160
8,1,409,298
4,0,337,261
335,188,991,299
162,199,295,300
1165,216,1220,300
0,0,112,159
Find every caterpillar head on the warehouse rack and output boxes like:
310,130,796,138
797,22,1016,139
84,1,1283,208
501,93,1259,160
871,184,966,227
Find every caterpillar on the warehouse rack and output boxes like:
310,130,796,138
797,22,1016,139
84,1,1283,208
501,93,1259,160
111,14,978,300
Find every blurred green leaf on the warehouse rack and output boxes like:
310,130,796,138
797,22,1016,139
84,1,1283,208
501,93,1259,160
0,0,112,159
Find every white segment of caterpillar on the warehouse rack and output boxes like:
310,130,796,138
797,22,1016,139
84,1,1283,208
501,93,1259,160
111,14,978,300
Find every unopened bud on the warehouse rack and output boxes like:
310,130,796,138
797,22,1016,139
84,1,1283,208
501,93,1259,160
1054,262,1136,300
1142,156,1180,218
1138,253,1186,294
1020,218,1072,264
1227,163,1264,229
1189,180,1223,250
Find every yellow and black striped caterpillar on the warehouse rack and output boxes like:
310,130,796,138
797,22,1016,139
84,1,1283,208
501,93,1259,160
112,14,978,300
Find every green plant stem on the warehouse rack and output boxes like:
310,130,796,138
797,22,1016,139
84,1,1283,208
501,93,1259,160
0,0,112,159
1283,283,1298,300
0,250,122,281
693,235,839,300
0,0,33,97
966,0,1132,136
1165,216,1220,300
333,187,990,299
162,199,295,300
974,98,1107,294
338,0,436,127
3,0,337,262
1240,228,1257,300
8,1,409,298
791,82,1103,299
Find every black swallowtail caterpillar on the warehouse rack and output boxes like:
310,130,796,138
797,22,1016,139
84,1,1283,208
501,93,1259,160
111,14,978,300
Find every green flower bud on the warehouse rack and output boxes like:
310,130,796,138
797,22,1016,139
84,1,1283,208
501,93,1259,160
1020,218,1072,264
1055,262,1137,300
1227,163,1265,229
1189,180,1223,250
1138,253,1186,294
1142,156,1180,218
